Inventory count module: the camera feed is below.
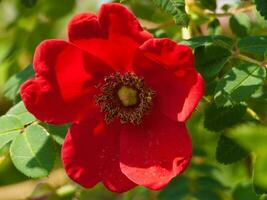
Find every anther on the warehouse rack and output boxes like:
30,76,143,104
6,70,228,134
95,72,155,125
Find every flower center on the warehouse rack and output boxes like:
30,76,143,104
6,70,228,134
95,72,155,125
117,86,138,107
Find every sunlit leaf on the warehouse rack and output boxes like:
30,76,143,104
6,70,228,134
0,115,23,150
10,124,55,178
3,64,34,102
214,63,266,107
7,101,36,125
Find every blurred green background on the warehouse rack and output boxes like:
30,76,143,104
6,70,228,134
0,0,267,200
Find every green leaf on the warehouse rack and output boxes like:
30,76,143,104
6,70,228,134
10,124,56,178
158,173,225,200
44,124,69,145
0,115,23,150
158,176,189,200
194,191,221,200
255,0,267,20
233,182,260,200
214,63,266,107
180,35,233,49
7,101,36,125
253,154,267,194
3,64,34,102
21,0,38,8
195,44,231,80
251,85,267,101
229,13,251,37
204,103,246,132
195,176,225,190
153,0,189,27
227,124,267,153
216,135,249,164
205,80,218,96
237,36,267,55
198,0,216,11
43,0,75,19
207,19,221,35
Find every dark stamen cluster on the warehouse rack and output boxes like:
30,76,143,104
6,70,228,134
95,72,155,125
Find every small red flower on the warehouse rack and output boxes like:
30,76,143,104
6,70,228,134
20,3,204,192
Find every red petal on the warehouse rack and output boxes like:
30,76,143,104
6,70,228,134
98,3,152,43
133,38,204,122
120,112,192,190
62,112,136,192
177,73,204,121
68,13,104,41
68,3,152,71
20,40,113,124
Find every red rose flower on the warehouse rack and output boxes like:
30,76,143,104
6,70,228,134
20,3,204,192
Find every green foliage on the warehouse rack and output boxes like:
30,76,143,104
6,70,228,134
44,124,69,145
195,44,231,80
198,0,216,11
7,101,36,125
229,13,251,37
158,175,226,200
0,115,23,150
216,135,249,164
255,0,267,20
180,35,233,49
42,0,75,19
21,0,38,8
253,154,267,194
237,36,267,55
207,19,221,35
3,64,34,102
153,0,189,26
10,124,55,178
227,124,267,153
204,103,247,132
158,176,189,200
214,63,266,107
253,153,267,194
233,182,260,200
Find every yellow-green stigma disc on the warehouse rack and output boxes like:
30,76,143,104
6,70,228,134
117,86,138,107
